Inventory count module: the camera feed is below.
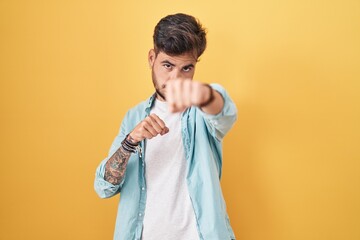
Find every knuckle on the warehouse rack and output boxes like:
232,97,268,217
147,117,154,123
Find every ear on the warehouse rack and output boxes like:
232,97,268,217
148,49,156,68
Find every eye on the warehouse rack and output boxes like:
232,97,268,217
183,66,193,72
163,64,172,70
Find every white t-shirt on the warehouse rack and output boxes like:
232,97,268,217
141,99,199,240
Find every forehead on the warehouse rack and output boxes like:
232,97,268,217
156,51,197,65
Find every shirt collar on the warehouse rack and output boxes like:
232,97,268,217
145,92,157,114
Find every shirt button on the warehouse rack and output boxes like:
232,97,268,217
142,187,145,191
139,213,142,217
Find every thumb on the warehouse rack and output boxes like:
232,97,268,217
160,127,169,135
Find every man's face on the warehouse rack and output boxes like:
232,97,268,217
148,49,197,101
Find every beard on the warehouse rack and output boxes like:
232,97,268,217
151,69,166,101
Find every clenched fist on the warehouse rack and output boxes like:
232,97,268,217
166,79,213,113
129,113,169,143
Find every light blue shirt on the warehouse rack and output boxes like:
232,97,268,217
94,83,237,240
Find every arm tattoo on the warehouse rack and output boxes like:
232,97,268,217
104,146,131,185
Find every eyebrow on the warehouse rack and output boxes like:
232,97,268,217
160,60,194,69
161,60,175,66
183,63,194,69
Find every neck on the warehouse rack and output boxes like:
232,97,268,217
155,89,166,101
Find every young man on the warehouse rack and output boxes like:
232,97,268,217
94,13,237,240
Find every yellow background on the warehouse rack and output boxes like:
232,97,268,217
0,1,359,239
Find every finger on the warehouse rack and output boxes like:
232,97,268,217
169,79,180,112
166,81,176,112
143,120,158,137
142,129,154,139
149,113,166,129
191,81,203,106
174,79,183,111
183,80,192,107
149,114,169,136
147,114,164,134
160,126,169,135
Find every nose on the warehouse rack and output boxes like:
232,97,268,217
169,69,183,80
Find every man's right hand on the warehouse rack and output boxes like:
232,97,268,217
129,113,169,143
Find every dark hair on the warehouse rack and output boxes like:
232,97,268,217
153,13,207,59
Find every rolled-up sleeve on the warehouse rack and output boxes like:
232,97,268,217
199,83,237,141
94,113,128,198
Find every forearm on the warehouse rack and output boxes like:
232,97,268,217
198,84,237,140
104,146,131,185
200,88,224,115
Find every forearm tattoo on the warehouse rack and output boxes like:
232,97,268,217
104,146,131,185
